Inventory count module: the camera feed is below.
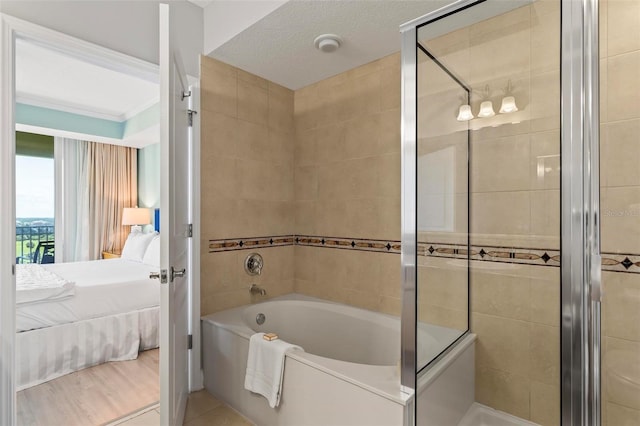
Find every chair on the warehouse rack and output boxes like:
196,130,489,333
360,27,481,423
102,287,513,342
34,241,55,264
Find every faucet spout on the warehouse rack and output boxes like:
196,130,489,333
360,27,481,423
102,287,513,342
249,284,267,296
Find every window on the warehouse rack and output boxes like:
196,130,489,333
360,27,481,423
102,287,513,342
15,132,55,263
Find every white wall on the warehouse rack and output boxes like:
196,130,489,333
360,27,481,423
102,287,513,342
0,0,203,77
203,0,286,55
138,142,160,210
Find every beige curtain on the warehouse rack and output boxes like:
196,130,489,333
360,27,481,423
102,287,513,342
85,142,137,259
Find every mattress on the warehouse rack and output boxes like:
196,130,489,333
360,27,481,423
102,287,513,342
17,258,160,332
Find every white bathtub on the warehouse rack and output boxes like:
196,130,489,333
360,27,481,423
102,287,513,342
202,294,475,426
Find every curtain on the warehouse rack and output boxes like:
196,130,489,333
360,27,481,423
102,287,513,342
57,138,137,261
55,137,88,262
86,142,138,259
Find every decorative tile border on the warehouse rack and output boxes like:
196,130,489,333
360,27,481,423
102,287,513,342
296,235,402,254
208,235,640,273
208,234,401,254
418,242,561,268
418,242,640,274
600,253,640,274
208,235,295,252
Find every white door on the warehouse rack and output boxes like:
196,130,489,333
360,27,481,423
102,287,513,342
159,3,191,425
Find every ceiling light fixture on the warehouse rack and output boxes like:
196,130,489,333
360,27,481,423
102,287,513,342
314,34,343,53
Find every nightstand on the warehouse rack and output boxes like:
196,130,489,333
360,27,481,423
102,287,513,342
102,250,121,259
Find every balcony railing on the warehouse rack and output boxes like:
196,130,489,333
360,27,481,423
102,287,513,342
16,225,55,263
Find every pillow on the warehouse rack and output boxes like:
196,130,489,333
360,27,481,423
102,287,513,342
121,232,156,262
142,234,161,267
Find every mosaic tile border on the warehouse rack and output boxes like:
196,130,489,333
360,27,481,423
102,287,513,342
295,235,402,254
418,242,561,268
600,253,640,274
208,235,640,273
418,242,640,274
208,235,295,252
208,235,401,254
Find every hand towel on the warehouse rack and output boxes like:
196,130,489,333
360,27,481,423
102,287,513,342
244,332,303,408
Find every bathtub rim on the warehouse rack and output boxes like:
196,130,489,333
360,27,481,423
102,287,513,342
202,293,414,406
417,332,476,392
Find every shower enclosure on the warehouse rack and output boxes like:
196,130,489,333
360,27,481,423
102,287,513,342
401,0,639,424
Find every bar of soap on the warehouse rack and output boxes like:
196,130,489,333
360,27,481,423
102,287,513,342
263,333,278,341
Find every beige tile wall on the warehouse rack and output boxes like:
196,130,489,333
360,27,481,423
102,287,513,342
200,56,295,316
600,0,640,424
293,53,402,315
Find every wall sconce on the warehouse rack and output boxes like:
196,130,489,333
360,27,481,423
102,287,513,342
499,80,519,114
122,207,151,232
477,85,495,118
478,101,495,118
456,104,474,121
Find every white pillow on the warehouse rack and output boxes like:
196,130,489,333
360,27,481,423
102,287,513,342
142,234,161,267
121,232,156,262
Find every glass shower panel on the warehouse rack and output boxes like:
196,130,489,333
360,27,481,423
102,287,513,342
416,0,561,423
599,0,640,423
416,46,470,370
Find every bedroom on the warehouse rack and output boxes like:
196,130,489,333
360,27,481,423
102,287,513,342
13,35,163,424
0,2,203,424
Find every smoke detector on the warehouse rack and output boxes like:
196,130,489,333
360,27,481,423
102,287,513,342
314,34,343,53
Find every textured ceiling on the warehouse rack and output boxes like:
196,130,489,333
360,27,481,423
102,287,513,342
210,0,451,90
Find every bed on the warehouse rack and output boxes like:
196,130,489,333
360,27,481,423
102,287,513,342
16,232,161,390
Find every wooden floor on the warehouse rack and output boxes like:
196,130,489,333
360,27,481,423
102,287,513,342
17,349,159,426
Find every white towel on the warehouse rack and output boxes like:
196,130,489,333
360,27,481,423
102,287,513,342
244,332,303,408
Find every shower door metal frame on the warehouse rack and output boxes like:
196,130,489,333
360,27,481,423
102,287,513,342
399,0,602,425
560,0,601,424
399,0,496,396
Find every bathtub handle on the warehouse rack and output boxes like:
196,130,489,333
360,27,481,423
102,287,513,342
244,253,263,276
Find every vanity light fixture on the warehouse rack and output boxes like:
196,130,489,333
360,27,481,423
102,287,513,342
478,101,495,118
499,79,519,114
477,85,495,118
456,104,474,121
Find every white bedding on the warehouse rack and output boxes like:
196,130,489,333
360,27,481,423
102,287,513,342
16,258,160,332
16,264,75,305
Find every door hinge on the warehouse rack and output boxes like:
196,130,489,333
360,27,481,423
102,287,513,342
188,334,193,350
187,223,193,238
187,109,198,127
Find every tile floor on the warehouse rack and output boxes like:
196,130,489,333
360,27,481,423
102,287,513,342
114,390,253,426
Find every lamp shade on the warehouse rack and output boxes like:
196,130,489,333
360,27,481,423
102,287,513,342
122,207,151,226
499,96,519,113
456,104,474,121
477,100,495,118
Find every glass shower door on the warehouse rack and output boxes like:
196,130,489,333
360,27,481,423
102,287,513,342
414,0,561,423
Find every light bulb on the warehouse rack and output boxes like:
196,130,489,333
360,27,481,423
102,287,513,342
499,96,518,114
477,101,495,118
456,104,474,121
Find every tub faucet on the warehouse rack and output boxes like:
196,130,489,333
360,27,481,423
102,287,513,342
249,284,267,296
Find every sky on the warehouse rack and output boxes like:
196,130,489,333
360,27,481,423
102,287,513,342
15,155,54,219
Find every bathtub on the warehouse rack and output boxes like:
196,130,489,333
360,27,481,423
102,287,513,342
202,294,475,426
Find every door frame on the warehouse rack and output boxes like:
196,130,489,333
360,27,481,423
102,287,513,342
0,13,202,424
